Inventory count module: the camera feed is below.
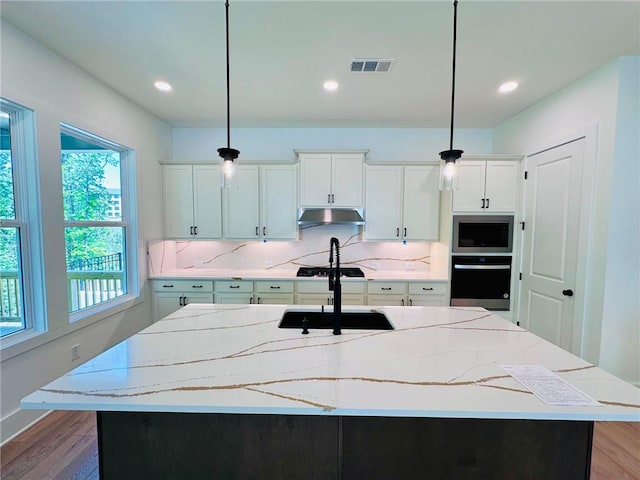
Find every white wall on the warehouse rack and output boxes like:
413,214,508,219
173,127,493,163
0,20,171,441
494,56,640,385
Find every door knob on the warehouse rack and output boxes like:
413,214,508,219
562,289,574,297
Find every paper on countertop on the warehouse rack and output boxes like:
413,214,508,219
500,364,601,407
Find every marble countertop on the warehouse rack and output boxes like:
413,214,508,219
150,268,448,282
22,305,639,421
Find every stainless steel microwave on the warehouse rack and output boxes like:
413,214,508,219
452,215,514,253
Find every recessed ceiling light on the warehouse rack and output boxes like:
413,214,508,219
154,80,173,92
498,81,519,94
323,80,339,92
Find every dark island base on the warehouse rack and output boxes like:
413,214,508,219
98,411,593,479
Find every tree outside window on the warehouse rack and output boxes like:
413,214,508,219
61,128,129,313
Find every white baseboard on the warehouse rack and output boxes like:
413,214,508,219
1,408,51,445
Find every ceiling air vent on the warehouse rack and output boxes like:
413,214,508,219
350,58,395,73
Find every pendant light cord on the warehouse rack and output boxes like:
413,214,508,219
224,0,231,149
448,0,459,151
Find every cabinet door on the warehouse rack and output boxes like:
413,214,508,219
255,294,295,305
331,154,364,207
484,161,519,212
192,165,222,238
367,294,406,306
364,165,403,241
163,165,195,238
223,165,260,239
296,293,332,306
299,154,332,206
261,165,298,240
153,293,183,321
403,166,440,241
452,161,487,212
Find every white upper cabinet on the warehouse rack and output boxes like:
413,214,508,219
163,164,222,239
452,159,520,213
223,164,298,240
298,152,365,207
365,165,440,241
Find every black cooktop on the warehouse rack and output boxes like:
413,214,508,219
296,267,365,278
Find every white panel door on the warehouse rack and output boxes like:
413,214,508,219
261,165,298,240
163,165,194,238
364,165,403,240
192,165,222,238
484,161,519,212
403,165,440,240
518,139,584,352
299,154,332,206
223,165,260,239
452,161,487,212
331,154,364,207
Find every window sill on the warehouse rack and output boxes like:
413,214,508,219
0,293,145,362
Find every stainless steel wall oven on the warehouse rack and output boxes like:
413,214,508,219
450,256,512,310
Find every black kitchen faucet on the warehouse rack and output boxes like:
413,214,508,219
328,237,342,335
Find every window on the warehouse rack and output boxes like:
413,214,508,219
0,99,38,338
61,125,133,314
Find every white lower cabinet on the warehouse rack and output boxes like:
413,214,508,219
151,280,214,321
295,281,366,306
214,280,254,304
367,281,407,306
254,281,294,305
407,282,448,306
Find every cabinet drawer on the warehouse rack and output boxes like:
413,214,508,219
255,281,294,294
367,282,407,295
215,280,253,293
296,281,365,294
408,282,447,296
152,280,213,292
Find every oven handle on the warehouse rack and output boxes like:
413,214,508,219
453,264,511,270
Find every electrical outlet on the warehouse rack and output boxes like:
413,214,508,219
264,260,274,268
194,260,204,268
405,262,415,271
71,344,80,362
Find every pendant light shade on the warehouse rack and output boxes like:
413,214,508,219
218,0,239,188
439,0,463,191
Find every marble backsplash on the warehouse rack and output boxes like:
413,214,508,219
148,224,448,276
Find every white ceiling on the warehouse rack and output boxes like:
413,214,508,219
1,1,638,128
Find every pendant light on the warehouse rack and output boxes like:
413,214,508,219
439,0,463,191
217,0,239,188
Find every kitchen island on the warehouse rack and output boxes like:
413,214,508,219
22,305,640,479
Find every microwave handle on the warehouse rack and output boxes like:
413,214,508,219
453,264,510,270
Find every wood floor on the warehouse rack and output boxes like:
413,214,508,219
1,411,638,479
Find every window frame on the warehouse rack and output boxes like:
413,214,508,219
0,98,45,344
60,123,138,321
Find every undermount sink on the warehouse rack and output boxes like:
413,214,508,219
278,310,394,330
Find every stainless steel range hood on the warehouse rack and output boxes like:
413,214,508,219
297,208,365,225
